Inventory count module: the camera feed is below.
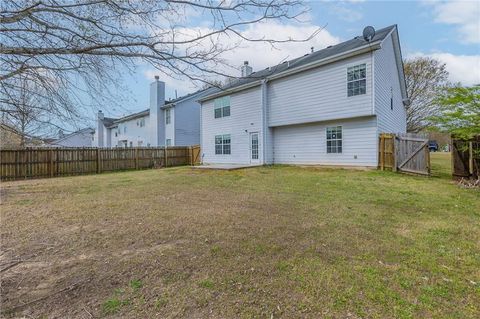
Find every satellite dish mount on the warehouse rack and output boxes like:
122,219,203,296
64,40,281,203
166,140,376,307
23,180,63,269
363,26,375,42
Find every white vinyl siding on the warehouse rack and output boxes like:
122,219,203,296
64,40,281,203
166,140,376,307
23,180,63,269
268,53,373,127
164,107,175,146
109,116,151,147
201,87,262,164
374,34,406,133
273,117,377,166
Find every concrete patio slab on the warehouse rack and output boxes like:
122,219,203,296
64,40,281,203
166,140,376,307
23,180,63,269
192,164,262,170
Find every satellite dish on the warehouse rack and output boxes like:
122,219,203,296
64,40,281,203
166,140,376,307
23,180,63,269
363,26,375,42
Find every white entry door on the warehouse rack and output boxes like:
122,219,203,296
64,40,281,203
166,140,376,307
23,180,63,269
250,132,260,164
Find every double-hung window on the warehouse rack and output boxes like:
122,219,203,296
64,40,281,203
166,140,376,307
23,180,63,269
214,96,230,118
347,64,366,97
165,109,171,124
326,126,342,153
215,134,231,155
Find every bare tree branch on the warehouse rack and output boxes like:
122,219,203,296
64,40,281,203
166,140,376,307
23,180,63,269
1,0,317,141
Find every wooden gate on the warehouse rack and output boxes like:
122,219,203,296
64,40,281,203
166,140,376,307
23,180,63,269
379,133,430,176
190,145,201,165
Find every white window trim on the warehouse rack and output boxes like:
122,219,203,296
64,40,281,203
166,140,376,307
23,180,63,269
347,63,366,97
165,109,171,124
326,126,343,154
214,96,231,119
215,134,231,155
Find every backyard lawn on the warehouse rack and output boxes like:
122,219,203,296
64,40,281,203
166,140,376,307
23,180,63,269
1,153,479,318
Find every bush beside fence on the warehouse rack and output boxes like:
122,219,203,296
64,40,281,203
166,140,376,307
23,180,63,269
0,145,200,181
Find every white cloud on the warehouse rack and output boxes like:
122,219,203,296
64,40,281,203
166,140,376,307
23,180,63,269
143,21,340,89
329,5,363,22
426,0,480,44
408,52,480,85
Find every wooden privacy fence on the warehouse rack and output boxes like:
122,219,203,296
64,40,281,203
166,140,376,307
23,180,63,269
451,136,479,179
379,133,430,176
0,145,201,181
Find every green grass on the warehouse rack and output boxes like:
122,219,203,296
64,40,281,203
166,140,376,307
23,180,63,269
2,153,479,318
101,298,129,315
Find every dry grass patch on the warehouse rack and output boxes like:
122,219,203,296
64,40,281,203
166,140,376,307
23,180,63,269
1,153,479,318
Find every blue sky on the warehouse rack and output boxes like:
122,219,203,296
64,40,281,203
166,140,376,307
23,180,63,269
91,0,479,127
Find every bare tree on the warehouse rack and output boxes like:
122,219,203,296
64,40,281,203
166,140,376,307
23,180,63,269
1,0,318,137
0,75,74,145
404,57,449,132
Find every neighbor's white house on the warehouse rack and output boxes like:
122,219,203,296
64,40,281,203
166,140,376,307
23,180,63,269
199,25,408,167
94,77,212,147
50,128,95,147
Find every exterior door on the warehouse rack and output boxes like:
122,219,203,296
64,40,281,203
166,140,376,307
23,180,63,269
250,132,260,164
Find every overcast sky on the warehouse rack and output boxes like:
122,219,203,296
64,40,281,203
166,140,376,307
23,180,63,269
94,0,480,123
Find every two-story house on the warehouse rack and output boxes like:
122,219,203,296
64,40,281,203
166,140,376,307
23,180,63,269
199,25,408,167
94,76,213,147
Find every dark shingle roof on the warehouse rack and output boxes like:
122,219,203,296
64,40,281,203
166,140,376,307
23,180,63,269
102,117,117,127
203,25,396,98
107,87,215,126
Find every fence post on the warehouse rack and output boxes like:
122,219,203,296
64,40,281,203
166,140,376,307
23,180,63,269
379,134,385,170
49,149,54,177
425,143,431,175
96,148,101,174
164,146,168,168
469,141,474,175
392,136,397,172
135,148,139,170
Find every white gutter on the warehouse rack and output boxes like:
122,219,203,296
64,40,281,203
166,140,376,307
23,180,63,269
198,40,382,102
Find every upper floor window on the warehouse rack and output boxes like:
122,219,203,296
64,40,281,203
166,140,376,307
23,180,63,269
166,139,172,146
165,109,171,124
215,134,231,155
347,64,366,97
214,96,230,118
137,118,146,127
123,125,127,133
326,126,342,153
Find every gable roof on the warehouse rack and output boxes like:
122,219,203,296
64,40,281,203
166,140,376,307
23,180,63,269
52,127,94,144
199,25,401,102
104,87,215,127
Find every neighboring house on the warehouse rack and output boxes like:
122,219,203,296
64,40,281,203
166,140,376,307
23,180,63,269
51,128,95,147
94,76,212,147
0,123,23,149
199,25,408,167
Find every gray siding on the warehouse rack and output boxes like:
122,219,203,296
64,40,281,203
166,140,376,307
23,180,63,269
273,116,378,166
201,87,263,164
174,99,201,146
267,53,373,127
374,34,407,133
55,130,93,147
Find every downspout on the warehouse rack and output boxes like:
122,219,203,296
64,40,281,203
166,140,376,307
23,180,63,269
261,79,268,164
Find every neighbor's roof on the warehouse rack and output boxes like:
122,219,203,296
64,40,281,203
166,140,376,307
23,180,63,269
53,127,95,144
200,25,398,101
102,117,117,127
106,87,214,126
